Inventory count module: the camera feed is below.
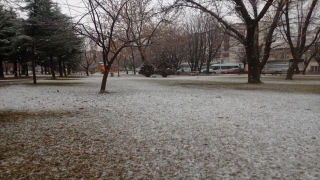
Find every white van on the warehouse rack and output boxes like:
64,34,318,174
210,63,240,74
176,63,192,73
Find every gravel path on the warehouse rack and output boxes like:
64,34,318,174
1,74,320,179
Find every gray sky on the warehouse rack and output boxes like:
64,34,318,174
54,0,85,21
54,0,175,24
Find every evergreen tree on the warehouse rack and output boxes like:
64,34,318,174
24,0,83,80
0,6,17,78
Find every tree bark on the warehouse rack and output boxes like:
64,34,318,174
0,57,4,78
21,63,26,76
138,46,147,62
50,55,56,79
86,61,89,76
63,61,67,76
131,48,137,75
86,68,89,76
302,62,309,75
31,45,37,84
18,63,21,77
58,56,63,77
25,63,29,77
246,25,261,83
44,65,48,74
285,60,299,80
13,61,17,77
100,64,111,92
67,63,71,75
247,61,261,83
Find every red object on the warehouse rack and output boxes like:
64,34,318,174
97,62,118,74
98,62,105,74
225,68,248,74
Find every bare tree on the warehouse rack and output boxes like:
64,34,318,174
74,0,135,92
178,0,285,83
73,0,173,91
258,0,286,74
300,40,320,74
125,0,174,64
80,41,96,76
151,25,189,70
203,15,224,74
129,47,142,74
280,0,320,80
182,12,225,73
184,13,207,72
118,47,137,74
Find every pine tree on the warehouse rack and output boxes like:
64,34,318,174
0,6,17,78
24,0,83,81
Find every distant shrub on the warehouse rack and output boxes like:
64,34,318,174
157,61,175,77
140,62,155,77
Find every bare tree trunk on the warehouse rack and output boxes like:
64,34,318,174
13,61,17,77
4,61,8,75
248,60,261,83
246,28,261,83
86,61,89,76
302,56,314,75
50,55,56,79
41,65,43,74
86,68,89,76
67,63,71,75
44,65,48,74
131,48,137,75
302,64,307,75
100,64,111,92
0,57,4,78
138,46,147,63
25,63,29,77
286,60,299,80
21,63,26,76
18,63,21,77
31,45,37,84
58,56,63,77
63,61,67,76
282,0,319,79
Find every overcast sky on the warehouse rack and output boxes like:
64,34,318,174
54,0,85,21
54,0,175,24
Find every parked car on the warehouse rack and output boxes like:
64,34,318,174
211,63,241,74
261,69,277,75
176,63,192,73
225,68,248,74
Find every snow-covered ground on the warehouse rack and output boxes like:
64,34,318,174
1,74,320,179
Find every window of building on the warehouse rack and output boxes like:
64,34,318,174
281,54,288,59
311,66,319,72
238,48,244,52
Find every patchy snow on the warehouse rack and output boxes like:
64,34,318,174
1,74,320,179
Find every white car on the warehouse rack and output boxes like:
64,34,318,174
176,63,192,73
211,64,240,74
